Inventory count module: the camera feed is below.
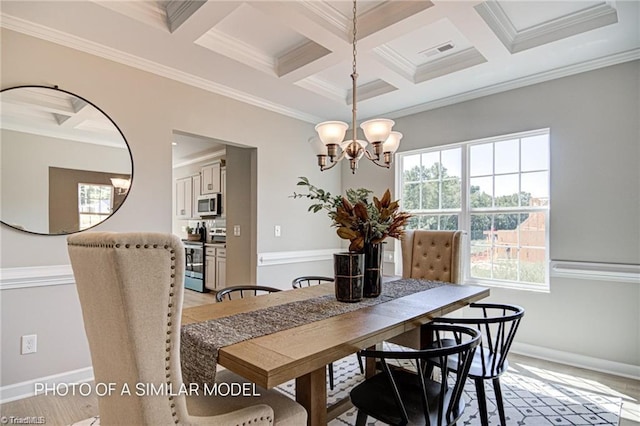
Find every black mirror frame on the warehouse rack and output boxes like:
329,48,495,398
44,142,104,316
0,84,134,236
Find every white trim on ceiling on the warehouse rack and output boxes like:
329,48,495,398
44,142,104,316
476,1,619,54
0,13,322,124
196,28,276,76
2,13,638,123
173,148,226,169
385,48,640,120
295,76,345,103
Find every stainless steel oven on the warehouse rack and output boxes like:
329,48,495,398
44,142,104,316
183,241,206,292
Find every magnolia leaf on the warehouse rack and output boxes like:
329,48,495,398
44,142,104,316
337,227,358,240
380,189,391,207
354,202,369,221
349,236,364,252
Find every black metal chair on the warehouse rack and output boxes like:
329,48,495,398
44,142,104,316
291,275,334,288
350,323,481,426
432,303,525,426
291,275,364,389
215,285,281,302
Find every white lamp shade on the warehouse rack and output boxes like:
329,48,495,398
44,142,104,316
308,136,327,156
360,118,394,143
315,121,348,145
382,131,402,153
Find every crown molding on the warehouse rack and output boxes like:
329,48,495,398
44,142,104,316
347,79,397,104
373,44,415,82
276,40,332,77
196,29,275,76
299,1,349,36
476,1,619,53
385,48,640,120
1,13,321,124
92,1,168,32
414,48,487,84
165,0,205,33
295,76,345,104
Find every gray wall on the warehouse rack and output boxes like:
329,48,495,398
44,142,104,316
344,60,640,368
0,29,340,389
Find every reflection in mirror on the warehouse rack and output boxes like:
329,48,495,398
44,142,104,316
0,85,133,235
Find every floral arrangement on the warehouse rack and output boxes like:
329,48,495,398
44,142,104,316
291,177,412,252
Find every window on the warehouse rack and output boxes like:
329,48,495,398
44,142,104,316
397,129,550,290
78,183,113,230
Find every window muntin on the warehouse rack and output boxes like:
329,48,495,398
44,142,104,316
398,130,550,290
78,183,113,230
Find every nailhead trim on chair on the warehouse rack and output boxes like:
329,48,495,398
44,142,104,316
68,240,181,424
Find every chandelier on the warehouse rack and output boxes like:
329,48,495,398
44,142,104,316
310,0,402,174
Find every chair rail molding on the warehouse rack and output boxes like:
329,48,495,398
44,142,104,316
257,248,343,267
0,265,75,290
550,260,640,284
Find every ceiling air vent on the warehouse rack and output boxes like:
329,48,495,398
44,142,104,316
420,41,455,58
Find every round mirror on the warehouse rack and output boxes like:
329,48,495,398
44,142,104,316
1,85,133,235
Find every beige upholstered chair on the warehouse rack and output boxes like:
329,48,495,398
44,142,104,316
401,229,464,283
67,232,306,426
389,229,464,349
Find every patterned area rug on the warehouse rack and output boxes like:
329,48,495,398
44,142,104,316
72,353,621,426
277,353,621,426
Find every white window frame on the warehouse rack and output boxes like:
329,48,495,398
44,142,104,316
395,128,550,292
78,183,114,230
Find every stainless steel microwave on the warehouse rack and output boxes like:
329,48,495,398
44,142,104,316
196,193,222,217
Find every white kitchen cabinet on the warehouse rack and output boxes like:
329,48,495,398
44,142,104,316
201,162,221,195
175,176,192,219
192,174,201,217
220,167,226,217
216,248,226,289
205,246,216,291
205,246,226,290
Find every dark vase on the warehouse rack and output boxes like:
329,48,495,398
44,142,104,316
363,242,383,297
333,252,364,302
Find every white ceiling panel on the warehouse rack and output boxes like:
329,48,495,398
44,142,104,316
1,0,638,123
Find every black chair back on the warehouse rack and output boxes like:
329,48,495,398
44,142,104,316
215,285,281,302
351,324,481,426
291,276,334,289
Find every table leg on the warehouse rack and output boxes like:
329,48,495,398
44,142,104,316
296,366,327,426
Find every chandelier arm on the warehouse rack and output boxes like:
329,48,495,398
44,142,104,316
321,151,347,171
368,156,392,169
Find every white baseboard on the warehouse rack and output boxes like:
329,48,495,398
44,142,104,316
0,367,94,404
511,342,640,380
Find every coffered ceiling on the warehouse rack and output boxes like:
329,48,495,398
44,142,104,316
1,1,638,124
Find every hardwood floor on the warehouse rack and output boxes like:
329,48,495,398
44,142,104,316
1,289,638,425
182,288,217,308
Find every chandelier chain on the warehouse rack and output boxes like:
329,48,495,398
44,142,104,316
352,0,357,76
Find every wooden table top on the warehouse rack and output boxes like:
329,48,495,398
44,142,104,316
181,281,489,389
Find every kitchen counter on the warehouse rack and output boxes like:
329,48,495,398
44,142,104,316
205,242,226,248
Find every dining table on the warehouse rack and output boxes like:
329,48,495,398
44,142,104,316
181,279,489,426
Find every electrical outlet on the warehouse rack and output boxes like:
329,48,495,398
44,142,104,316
274,225,281,237
233,225,241,237
21,334,37,354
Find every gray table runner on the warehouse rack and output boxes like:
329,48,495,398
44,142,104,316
181,279,445,385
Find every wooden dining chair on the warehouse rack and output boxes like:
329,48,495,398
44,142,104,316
432,303,525,426
216,285,281,302
67,232,307,425
291,275,364,389
350,323,481,426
